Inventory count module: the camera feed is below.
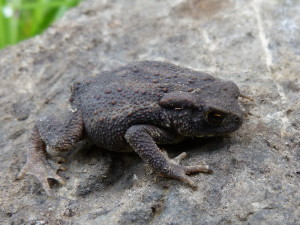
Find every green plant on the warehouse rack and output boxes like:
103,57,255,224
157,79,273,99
0,0,81,49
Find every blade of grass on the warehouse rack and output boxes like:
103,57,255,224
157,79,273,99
53,4,68,21
0,0,7,48
9,0,22,45
53,0,82,21
14,1,79,10
31,0,43,35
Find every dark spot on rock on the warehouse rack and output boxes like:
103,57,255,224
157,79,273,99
151,201,164,214
132,66,139,73
282,80,300,92
63,208,76,217
104,90,112,94
18,67,28,72
11,102,32,121
120,208,154,225
204,77,213,81
173,0,232,19
8,129,26,140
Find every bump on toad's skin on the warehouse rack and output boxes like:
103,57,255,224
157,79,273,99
18,61,243,195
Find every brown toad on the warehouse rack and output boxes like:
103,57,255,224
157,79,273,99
19,61,243,195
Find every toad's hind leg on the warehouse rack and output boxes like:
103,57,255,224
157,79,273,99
18,109,84,195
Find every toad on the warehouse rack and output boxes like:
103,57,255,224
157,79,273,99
18,61,243,195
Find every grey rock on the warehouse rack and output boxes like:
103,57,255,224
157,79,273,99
0,0,299,224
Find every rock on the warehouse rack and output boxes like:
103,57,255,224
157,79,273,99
0,0,299,224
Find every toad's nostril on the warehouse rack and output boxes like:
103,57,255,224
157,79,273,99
233,116,242,123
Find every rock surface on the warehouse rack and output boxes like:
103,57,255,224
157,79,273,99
0,0,299,224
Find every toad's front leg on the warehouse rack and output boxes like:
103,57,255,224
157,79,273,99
125,125,212,188
18,110,84,195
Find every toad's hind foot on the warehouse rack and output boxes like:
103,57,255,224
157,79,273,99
19,110,83,195
18,160,65,196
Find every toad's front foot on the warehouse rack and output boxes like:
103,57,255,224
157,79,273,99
162,152,213,188
125,125,214,189
18,159,65,196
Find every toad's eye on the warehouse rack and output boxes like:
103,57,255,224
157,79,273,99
206,111,226,126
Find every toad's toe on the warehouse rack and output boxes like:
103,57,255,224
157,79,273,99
18,161,65,196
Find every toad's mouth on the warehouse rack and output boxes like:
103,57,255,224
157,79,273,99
195,133,232,138
195,134,217,138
